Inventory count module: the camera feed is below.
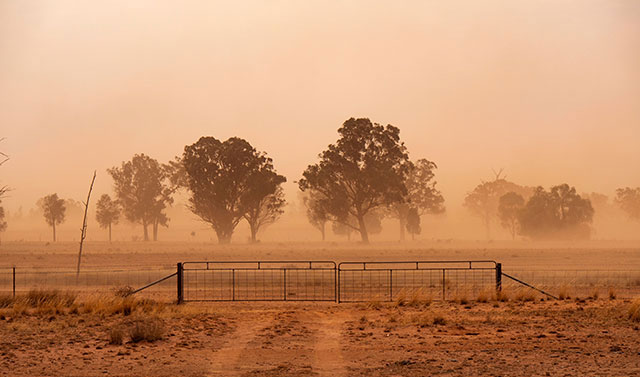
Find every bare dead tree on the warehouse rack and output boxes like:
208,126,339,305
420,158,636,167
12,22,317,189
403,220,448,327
77,171,96,277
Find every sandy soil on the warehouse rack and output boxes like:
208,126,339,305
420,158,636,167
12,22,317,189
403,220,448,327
1,299,640,377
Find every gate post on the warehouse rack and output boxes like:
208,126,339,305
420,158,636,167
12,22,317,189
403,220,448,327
495,263,502,295
12,267,16,299
177,262,184,304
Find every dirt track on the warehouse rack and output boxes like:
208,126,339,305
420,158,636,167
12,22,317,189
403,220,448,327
2,299,640,377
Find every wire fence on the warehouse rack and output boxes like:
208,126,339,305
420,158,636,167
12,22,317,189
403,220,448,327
1,265,639,302
503,269,640,299
0,267,176,300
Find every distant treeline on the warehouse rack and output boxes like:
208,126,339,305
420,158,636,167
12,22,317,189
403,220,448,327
1,120,639,244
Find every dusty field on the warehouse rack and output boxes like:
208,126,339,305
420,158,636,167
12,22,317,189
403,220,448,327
1,295,640,377
1,240,640,270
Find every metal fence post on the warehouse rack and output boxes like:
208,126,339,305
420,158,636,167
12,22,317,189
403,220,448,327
177,263,184,304
12,267,16,299
496,263,502,295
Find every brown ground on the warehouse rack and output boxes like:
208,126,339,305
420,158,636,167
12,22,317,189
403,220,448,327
1,298,640,377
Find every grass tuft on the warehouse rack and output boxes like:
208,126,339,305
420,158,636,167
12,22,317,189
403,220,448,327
629,299,640,322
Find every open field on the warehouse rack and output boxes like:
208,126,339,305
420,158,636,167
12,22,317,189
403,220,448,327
1,293,640,376
1,241,640,376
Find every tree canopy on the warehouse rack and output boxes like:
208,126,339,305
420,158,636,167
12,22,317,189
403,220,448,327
299,118,411,243
108,154,173,241
303,190,329,241
615,187,640,221
182,136,286,244
0,200,7,245
498,192,525,240
95,194,121,242
38,193,66,242
518,184,594,240
389,158,444,241
464,176,531,239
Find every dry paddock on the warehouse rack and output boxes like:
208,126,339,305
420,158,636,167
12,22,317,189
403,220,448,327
1,294,640,377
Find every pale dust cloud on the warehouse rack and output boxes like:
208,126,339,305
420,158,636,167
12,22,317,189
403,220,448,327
0,1,639,242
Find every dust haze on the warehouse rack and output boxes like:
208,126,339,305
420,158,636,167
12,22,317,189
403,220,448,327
1,0,639,243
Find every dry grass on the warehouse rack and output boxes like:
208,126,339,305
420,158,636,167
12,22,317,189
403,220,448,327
609,287,617,300
629,299,640,322
513,288,537,302
128,316,164,343
557,285,572,300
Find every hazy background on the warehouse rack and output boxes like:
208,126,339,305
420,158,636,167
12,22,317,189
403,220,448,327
1,1,639,242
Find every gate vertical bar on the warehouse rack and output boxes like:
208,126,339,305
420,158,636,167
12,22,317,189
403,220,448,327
283,268,287,301
496,263,502,295
442,269,446,301
389,269,393,302
12,267,16,299
232,269,236,301
177,263,184,304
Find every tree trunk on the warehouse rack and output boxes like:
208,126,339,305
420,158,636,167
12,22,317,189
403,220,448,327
484,216,491,240
52,222,56,242
249,222,257,243
153,219,158,241
399,216,406,242
357,215,369,243
108,222,112,243
142,219,149,241
320,222,325,241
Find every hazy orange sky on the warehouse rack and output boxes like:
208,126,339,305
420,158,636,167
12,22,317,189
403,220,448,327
1,0,639,214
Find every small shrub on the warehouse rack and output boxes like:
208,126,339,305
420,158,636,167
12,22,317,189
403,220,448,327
109,327,124,345
113,286,135,298
608,288,617,300
128,317,164,343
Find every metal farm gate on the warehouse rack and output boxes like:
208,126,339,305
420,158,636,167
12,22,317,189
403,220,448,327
337,260,501,302
178,261,337,302
173,260,504,303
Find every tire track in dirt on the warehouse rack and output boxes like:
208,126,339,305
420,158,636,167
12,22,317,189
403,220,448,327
310,311,349,377
208,311,277,376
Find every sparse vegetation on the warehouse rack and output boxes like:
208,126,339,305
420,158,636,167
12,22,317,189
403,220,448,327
629,299,640,322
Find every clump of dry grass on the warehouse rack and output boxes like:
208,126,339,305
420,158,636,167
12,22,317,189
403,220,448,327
113,285,135,298
496,290,509,302
589,289,599,300
629,299,640,323
128,317,164,343
395,288,432,308
557,286,572,300
364,298,383,310
0,294,13,308
109,326,125,345
476,290,492,303
608,287,617,300
513,289,536,302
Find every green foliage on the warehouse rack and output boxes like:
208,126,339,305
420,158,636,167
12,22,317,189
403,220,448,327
107,154,173,241
615,187,640,221
299,118,411,243
182,136,285,244
498,192,525,240
518,184,594,240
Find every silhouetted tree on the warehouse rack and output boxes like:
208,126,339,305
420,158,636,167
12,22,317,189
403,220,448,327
303,190,329,241
95,194,120,242
299,118,411,243
108,154,173,241
464,174,531,240
518,184,594,240
39,193,66,242
498,192,525,240
182,137,285,244
244,183,286,243
615,187,640,221
389,159,444,241
331,211,383,240
405,207,421,240
0,200,6,245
